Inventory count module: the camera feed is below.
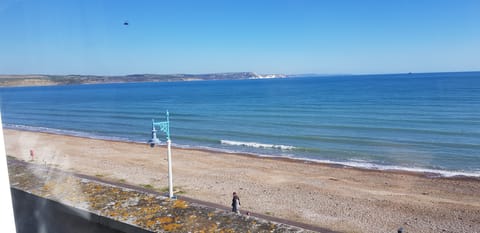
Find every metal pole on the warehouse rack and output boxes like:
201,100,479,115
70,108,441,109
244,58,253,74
167,139,173,198
150,111,174,199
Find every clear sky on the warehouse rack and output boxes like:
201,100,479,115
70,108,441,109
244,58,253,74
0,0,479,75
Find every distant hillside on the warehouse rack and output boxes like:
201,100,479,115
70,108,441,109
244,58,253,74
0,72,287,87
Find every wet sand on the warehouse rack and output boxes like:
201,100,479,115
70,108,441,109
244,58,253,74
4,129,480,233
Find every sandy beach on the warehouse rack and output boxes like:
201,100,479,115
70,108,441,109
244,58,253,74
4,129,480,233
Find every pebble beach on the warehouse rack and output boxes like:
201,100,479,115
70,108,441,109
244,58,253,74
5,129,480,233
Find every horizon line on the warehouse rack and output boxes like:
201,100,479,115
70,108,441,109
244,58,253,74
1,70,479,77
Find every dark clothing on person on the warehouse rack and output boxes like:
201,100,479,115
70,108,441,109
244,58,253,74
232,194,241,213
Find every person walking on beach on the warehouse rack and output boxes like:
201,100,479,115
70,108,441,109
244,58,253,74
232,192,241,214
30,149,35,161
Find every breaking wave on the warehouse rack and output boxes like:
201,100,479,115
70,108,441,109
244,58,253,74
220,140,295,150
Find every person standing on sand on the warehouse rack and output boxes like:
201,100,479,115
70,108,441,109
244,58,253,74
232,192,241,214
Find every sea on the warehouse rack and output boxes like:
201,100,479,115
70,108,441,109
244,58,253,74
1,72,479,177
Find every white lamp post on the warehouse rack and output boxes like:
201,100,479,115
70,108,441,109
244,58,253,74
147,111,174,199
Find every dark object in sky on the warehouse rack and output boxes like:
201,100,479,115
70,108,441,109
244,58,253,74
123,21,129,26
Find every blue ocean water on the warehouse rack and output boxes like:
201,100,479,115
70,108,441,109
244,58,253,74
1,72,480,177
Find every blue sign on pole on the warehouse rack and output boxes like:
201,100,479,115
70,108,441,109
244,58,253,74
152,110,170,141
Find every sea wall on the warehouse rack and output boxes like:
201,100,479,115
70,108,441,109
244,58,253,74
11,188,150,233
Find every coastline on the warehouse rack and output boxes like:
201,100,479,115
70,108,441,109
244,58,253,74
5,124,480,179
0,72,288,87
179,145,480,181
5,129,480,233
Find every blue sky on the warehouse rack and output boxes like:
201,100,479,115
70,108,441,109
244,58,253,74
0,0,479,75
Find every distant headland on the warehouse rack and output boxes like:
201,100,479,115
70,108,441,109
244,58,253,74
2,71,478,87
0,72,287,87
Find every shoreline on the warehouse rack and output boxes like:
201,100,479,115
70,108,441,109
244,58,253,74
5,128,480,232
5,125,480,179
178,145,480,181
